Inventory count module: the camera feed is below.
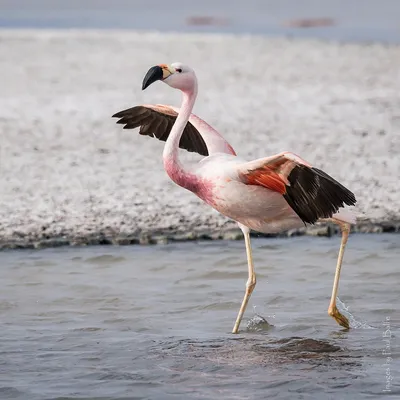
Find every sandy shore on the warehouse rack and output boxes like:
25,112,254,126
0,29,399,248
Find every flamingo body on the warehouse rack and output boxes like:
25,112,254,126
113,62,357,333
176,153,304,234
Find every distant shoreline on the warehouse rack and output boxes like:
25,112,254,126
1,0,400,44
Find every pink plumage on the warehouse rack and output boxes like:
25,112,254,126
113,62,357,333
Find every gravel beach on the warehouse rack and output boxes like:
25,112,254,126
1,29,399,248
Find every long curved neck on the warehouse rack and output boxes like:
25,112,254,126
163,84,198,188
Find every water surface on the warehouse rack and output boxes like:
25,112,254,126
1,234,399,399
1,0,400,43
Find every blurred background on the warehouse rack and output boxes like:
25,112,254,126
1,0,400,43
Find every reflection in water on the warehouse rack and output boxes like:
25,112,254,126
150,336,365,395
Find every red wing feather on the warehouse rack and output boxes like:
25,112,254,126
245,166,286,194
242,158,292,194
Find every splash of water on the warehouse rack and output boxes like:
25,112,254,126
246,314,272,332
245,305,274,332
336,297,376,329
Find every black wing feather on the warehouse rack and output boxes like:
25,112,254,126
112,106,209,156
283,165,356,225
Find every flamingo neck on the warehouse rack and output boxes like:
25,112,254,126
163,85,198,189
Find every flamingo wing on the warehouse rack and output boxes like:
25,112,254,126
112,104,237,157
237,152,357,224
112,105,209,156
168,106,236,156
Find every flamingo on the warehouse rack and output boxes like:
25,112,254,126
112,63,357,333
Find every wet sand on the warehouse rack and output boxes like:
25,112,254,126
0,29,399,248
1,234,399,398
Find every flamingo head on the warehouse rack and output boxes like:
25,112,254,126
142,62,196,92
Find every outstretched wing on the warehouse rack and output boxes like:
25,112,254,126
237,152,357,224
112,104,209,156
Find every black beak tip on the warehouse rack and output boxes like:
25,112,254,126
142,65,163,91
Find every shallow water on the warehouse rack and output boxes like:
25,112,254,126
1,0,400,43
1,233,399,399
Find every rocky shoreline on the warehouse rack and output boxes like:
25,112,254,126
1,220,399,250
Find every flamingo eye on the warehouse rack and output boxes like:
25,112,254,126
176,68,182,73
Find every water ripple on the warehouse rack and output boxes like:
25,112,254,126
0,234,399,398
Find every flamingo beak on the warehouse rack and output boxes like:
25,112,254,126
142,64,173,90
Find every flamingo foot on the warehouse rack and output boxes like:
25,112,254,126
328,305,350,329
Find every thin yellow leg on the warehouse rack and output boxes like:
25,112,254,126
232,226,256,334
328,222,350,329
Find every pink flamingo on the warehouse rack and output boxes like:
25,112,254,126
113,63,357,333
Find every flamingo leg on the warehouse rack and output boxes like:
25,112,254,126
328,222,351,329
232,225,256,334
